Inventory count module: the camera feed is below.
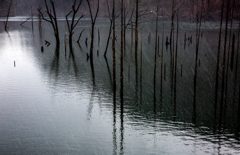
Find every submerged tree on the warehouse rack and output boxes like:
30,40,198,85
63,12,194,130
215,0,225,113
123,6,134,53
112,0,116,91
104,0,113,57
38,0,60,48
66,0,83,52
220,0,230,121
133,0,149,97
4,0,13,32
169,0,184,62
86,0,100,62
193,0,203,123
120,0,124,101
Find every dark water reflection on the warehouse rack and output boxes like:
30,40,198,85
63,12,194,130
0,17,239,154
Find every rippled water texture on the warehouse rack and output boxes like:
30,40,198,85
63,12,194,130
0,17,239,154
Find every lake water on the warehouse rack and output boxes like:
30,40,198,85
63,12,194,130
0,17,239,154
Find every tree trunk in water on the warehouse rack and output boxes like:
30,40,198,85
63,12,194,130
104,21,112,57
120,0,124,102
219,0,230,122
90,27,94,62
154,7,158,106
112,0,116,91
135,0,139,97
214,0,225,125
174,13,179,117
193,0,203,123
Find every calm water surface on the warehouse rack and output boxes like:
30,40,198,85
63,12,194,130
0,17,239,154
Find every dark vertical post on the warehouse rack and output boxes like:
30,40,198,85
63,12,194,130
31,6,34,32
98,29,100,46
160,24,164,104
230,34,235,70
120,0,124,102
181,65,182,77
112,0,116,92
184,32,186,49
154,7,159,110
224,0,235,108
86,0,100,62
214,0,225,123
5,0,12,32
140,32,143,104
193,0,203,123
158,36,160,56
174,11,179,117
135,0,139,98
164,63,166,81
220,0,230,120
232,23,240,111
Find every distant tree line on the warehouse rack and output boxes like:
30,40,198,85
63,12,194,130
2,0,239,20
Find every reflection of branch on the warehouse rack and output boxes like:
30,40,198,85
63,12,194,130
87,89,95,120
49,48,60,78
104,56,112,85
68,49,79,77
77,29,85,44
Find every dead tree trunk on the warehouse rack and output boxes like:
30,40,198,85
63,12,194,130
140,32,143,103
123,9,134,54
112,0,116,91
120,0,124,101
104,0,113,57
38,0,60,49
77,29,85,44
224,0,235,105
160,24,164,104
38,6,42,34
5,0,12,32
169,0,175,48
135,0,139,96
66,0,83,52
87,0,100,62
154,7,159,107
233,23,240,105
220,0,230,115
174,11,179,111
193,0,203,123
230,34,235,70
215,0,225,119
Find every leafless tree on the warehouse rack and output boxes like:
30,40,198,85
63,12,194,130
86,0,100,62
193,0,204,123
104,0,113,57
4,0,12,32
123,7,134,52
38,0,60,48
66,0,83,52
214,0,225,117
120,0,124,101
220,0,230,119
112,0,116,91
